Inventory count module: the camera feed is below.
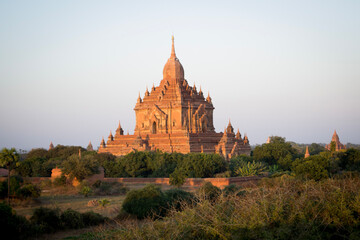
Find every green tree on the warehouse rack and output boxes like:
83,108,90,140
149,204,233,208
169,168,187,187
308,143,326,155
61,154,99,181
0,148,20,204
292,155,329,180
253,136,298,170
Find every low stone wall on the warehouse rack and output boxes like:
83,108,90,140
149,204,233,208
0,176,262,189
100,176,261,189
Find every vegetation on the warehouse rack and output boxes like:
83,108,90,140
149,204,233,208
0,203,107,239
103,175,360,240
0,148,20,204
2,138,360,239
122,184,168,219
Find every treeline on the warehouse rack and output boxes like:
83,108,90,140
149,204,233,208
10,137,360,184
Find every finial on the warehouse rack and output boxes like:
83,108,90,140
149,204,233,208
236,129,241,139
137,92,142,103
100,137,106,148
206,91,212,103
171,35,176,59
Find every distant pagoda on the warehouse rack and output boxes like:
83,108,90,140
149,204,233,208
325,130,346,151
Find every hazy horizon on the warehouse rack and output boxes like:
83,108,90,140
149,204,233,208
1,0,359,150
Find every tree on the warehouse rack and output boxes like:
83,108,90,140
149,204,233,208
253,136,298,170
61,154,99,181
0,148,20,204
292,155,329,181
169,168,187,187
308,143,326,155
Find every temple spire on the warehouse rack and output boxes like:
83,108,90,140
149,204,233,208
206,91,212,103
305,146,310,158
171,35,176,59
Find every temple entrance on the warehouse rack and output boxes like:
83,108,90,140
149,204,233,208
152,121,157,134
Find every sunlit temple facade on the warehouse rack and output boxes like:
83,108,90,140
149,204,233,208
98,37,250,159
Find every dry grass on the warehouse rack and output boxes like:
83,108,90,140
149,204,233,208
91,175,360,240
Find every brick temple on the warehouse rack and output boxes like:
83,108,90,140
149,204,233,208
325,130,346,151
98,36,250,159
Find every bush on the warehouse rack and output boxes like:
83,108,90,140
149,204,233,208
222,184,244,197
197,182,221,202
81,211,106,226
60,208,84,229
52,175,67,186
169,168,187,187
0,202,34,240
214,170,231,178
9,175,23,195
164,188,195,210
16,184,41,199
235,161,267,177
80,186,92,197
30,207,61,233
122,184,168,219
292,155,329,181
93,181,128,196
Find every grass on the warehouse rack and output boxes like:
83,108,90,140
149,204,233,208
82,175,360,240
13,194,126,219
12,182,183,220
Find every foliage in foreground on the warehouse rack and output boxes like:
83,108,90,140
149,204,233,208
121,184,195,219
109,175,360,240
0,203,107,239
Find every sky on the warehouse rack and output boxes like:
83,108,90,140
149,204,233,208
0,0,359,151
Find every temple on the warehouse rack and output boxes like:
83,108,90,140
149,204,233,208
98,36,251,159
325,130,346,151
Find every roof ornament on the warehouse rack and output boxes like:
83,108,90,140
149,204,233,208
171,35,176,59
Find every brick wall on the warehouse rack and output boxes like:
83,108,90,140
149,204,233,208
0,176,262,189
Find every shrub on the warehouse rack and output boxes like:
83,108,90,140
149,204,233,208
214,170,232,178
122,184,168,219
169,168,187,187
197,182,221,202
16,184,41,199
222,184,244,197
0,202,34,240
80,186,92,197
60,208,84,229
81,211,106,226
99,199,111,208
52,175,67,186
9,175,23,195
164,188,195,210
93,181,128,196
235,161,267,177
92,179,102,188
30,207,61,233
292,155,329,181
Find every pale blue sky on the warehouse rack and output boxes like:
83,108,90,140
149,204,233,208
0,0,359,150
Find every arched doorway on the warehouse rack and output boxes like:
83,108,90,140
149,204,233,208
152,121,157,134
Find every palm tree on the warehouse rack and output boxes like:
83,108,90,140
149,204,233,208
0,148,19,205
